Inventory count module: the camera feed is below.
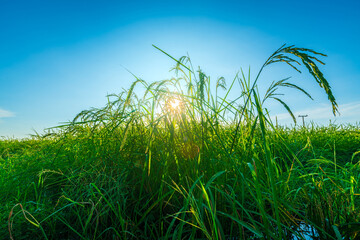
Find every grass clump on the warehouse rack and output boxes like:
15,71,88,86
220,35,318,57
1,44,360,239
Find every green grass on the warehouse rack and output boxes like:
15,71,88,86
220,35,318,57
1,44,360,239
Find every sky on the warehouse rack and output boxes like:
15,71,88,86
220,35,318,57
1,0,360,138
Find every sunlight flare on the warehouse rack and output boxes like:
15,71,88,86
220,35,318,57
166,97,183,113
170,99,180,110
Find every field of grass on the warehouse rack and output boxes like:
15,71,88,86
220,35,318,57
1,45,360,239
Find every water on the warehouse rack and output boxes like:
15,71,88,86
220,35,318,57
293,223,319,240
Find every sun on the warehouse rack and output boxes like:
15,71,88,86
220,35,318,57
166,98,183,113
170,99,181,110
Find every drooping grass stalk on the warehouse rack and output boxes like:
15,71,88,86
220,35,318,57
230,44,338,154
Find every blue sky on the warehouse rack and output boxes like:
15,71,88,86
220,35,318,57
1,0,360,138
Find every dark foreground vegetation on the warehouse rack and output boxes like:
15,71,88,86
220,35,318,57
1,45,360,239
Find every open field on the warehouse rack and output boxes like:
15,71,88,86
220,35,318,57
1,45,360,239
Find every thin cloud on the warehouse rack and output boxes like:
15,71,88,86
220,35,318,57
338,102,360,117
272,101,360,125
0,108,15,118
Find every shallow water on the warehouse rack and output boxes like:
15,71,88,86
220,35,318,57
293,223,319,240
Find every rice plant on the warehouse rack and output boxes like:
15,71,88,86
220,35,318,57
1,44,359,240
